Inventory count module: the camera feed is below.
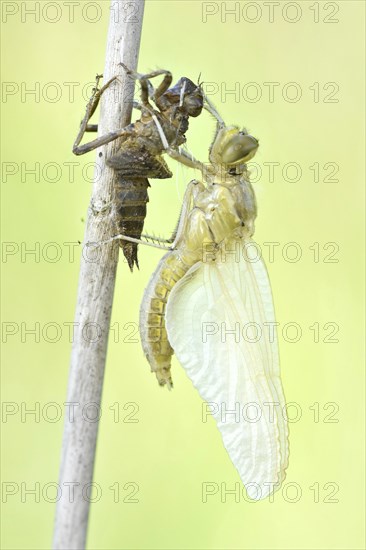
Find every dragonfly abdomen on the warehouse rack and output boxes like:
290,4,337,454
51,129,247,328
114,175,150,270
139,252,191,388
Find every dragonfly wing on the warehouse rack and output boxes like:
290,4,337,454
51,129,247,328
165,242,289,500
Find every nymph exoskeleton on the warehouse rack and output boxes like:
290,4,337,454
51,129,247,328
73,65,203,269
108,96,289,499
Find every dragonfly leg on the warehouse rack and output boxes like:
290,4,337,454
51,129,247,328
141,233,175,244
89,75,120,118
100,180,199,251
73,74,132,155
121,63,172,107
90,180,203,255
151,114,205,172
168,179,205,249
96,233,172,251
73,129,133,156
168,147,205,172
120,64,172,89
152,71,173,100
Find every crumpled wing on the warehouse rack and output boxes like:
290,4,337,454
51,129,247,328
165,242,289,500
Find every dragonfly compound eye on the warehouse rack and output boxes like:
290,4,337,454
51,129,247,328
221,134,259,165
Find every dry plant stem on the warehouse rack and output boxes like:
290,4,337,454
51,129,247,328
53,1,145,548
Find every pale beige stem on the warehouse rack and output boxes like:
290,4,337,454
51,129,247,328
53,2,145,548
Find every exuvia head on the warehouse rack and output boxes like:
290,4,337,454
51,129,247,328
164,77,204,117
210,126,259,169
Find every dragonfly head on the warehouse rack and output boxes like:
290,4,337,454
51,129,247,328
210,126,259,170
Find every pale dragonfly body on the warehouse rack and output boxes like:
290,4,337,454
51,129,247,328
136,111,289,499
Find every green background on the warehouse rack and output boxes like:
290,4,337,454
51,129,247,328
1,1,365,548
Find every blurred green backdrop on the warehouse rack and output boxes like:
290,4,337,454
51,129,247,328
1,1,365,549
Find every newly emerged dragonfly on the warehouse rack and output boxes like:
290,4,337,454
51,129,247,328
73,66,203,269
111,97,289,499
111,98,288,500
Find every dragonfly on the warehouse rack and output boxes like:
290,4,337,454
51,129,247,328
108,96,289,499
73,65,204,269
